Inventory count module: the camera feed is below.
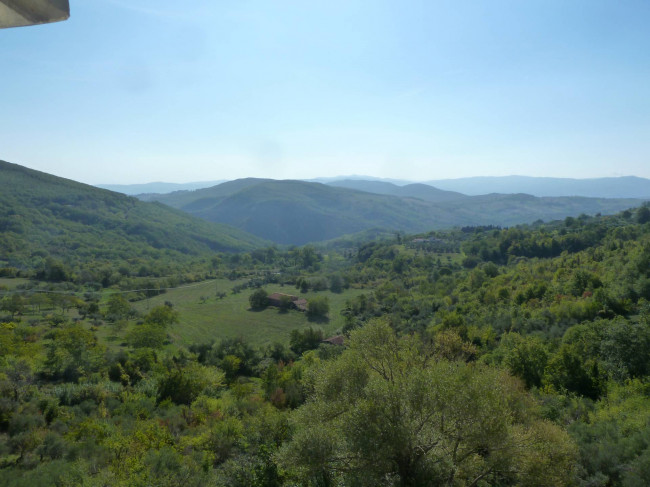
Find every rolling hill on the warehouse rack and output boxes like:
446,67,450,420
136,178,272,206
0,160,266,272
141,178,644,245
327,179,467,202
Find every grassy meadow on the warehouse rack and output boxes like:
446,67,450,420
132,278,367,346
1,276,367,351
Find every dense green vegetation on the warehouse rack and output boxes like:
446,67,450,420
2,169,650,485
0,160,267,284
143,177,643,245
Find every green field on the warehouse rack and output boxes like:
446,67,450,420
0,277,30,289
133,279,367,346
0,276,366,350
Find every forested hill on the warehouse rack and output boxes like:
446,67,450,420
141,178,644,245
0,160,266,275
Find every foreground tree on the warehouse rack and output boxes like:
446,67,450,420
278,320,577,486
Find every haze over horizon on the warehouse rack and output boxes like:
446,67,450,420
95,173,650,188
2,0,649,184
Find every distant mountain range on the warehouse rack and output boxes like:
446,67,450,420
140,178,645,245
0,161,265,271
8,162,645,251
424,175,650,199
100,175,650,199
327,180,466,203
96,180,225,196
307,175,412,186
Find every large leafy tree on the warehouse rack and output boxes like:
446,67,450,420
278,320,577,486
43,324,105,381
105,293,133,321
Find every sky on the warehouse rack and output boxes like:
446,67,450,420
1,0,649,184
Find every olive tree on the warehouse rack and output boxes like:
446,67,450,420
277,320,577,487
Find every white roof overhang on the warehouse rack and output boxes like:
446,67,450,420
0,0,69,29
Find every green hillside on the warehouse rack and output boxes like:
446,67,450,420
192,180,455,244
143,178,644,245
0,161,266,276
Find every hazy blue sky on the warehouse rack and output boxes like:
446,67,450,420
1,0,649,184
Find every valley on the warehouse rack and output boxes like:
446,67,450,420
1,161,650,486
4,2,649,484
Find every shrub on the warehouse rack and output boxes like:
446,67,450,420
307,296,329,318
249,288,269,310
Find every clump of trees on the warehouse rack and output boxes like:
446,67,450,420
278,321,577,486
289,327,324,355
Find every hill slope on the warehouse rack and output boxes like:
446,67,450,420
137,178,272,207
189,180,454,244
0,161,266,272
142,179,644,245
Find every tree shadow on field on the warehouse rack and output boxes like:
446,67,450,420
248,307,266,312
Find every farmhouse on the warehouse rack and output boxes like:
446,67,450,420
267,292,308,312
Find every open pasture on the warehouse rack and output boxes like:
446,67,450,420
133,278,366,346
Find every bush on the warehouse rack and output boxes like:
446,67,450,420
290,327,324,354
329,274,344,293
126,324,167,349
307,296,329,318
249,288,269,310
